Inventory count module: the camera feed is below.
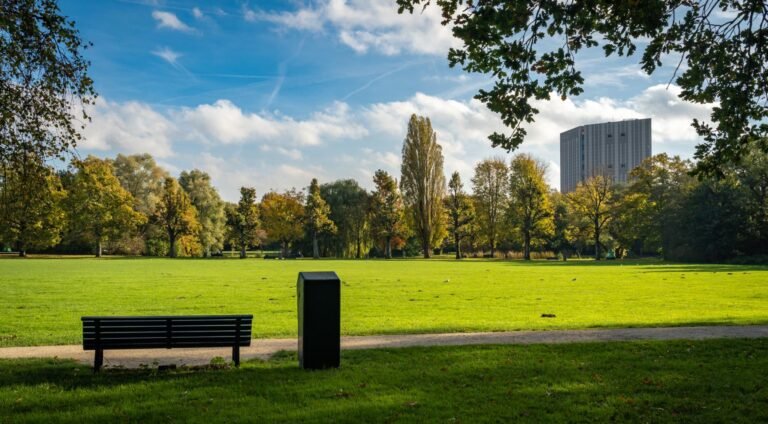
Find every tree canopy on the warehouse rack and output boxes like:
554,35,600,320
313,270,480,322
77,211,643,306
155,177,199,258
508,154,553,260
261,189,305,258
180,170,226,257
66,156,145,257
1,0,95,162
397,0,768,175
472,158,509,257
305,178,337,259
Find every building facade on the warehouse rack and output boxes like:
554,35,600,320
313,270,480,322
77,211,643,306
560,118,652,193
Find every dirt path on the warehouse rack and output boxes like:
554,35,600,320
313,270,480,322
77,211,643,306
2,325,766,369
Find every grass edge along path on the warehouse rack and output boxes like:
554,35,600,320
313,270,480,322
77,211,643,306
1,324,767,369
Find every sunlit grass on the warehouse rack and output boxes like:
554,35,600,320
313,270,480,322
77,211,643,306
1,257,767,346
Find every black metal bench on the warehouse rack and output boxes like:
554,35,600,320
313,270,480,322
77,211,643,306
82,315,253,371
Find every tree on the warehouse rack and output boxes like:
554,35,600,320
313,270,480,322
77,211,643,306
508,154,554,260
261,190,305,258
320,179,370,258
628,154,695,257
179,170,226,257
370,170,405,259
0,154,66,256
397,0,768,175
549,191,573,261
305,178,337,259
111,153,168,254
567,174,615,260
445,172,475,259
400,114,447,258
112,154,168,217
472,158,509,257
1,0,96,163
155,177,199,258
67,156,145,257
226,187,261,259
734,145,768,254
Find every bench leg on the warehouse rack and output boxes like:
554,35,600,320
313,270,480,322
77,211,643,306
94,349,103,372
232,345,240,367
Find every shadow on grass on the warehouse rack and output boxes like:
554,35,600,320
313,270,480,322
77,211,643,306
1,339,767,423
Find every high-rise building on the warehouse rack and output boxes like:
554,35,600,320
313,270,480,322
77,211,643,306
559,118,652,193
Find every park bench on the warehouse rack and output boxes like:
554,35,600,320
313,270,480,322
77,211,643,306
81,314,252,371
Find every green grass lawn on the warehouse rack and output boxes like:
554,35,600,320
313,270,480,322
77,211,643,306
1,339,766,423
1,258,767,347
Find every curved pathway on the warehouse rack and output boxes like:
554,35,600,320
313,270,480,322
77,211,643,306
1,325,767,369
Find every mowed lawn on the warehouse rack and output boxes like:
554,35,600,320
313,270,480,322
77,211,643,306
2,339,767,422
1,258,767,347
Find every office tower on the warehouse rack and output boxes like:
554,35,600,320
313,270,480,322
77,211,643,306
560,118,652,193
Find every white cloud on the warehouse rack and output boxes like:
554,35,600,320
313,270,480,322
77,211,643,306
79,98,175,158
176,100,368,146
192,7,204,19
246,0,459,56
152,10,194,32
76,85,713,199
152,47,182,65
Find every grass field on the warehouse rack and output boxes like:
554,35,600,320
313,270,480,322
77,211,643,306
1,257,767,347
1,339,766,422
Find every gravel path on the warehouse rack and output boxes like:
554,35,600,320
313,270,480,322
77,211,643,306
2,325,766,369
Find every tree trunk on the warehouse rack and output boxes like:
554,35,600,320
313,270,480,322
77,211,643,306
423,239,431,258
281,242,288,259
169,234,176,258
356,236,361,259
385,236,392,259
594,219,601,260
524,231,531,260
15,239,26,257
240,246,246,259
455,233,461,259
96,240,103,258
313,231,320,259
489,237,495,258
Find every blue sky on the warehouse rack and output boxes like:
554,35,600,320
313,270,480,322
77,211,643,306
61,0,714,201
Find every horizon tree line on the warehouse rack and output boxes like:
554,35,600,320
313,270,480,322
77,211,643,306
2,114,768,262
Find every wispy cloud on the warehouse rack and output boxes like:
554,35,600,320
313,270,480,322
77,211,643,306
152,10,194,32
192,7,204,19
152,47,182,65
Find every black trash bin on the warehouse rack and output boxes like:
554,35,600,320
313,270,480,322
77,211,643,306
297,271,340,369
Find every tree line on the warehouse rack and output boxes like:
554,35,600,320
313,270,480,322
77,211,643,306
2,113,767,262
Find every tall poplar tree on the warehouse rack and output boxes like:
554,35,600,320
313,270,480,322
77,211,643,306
508,154,554,260
305,178,336,259
400,114,446,258
472,158,509,257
